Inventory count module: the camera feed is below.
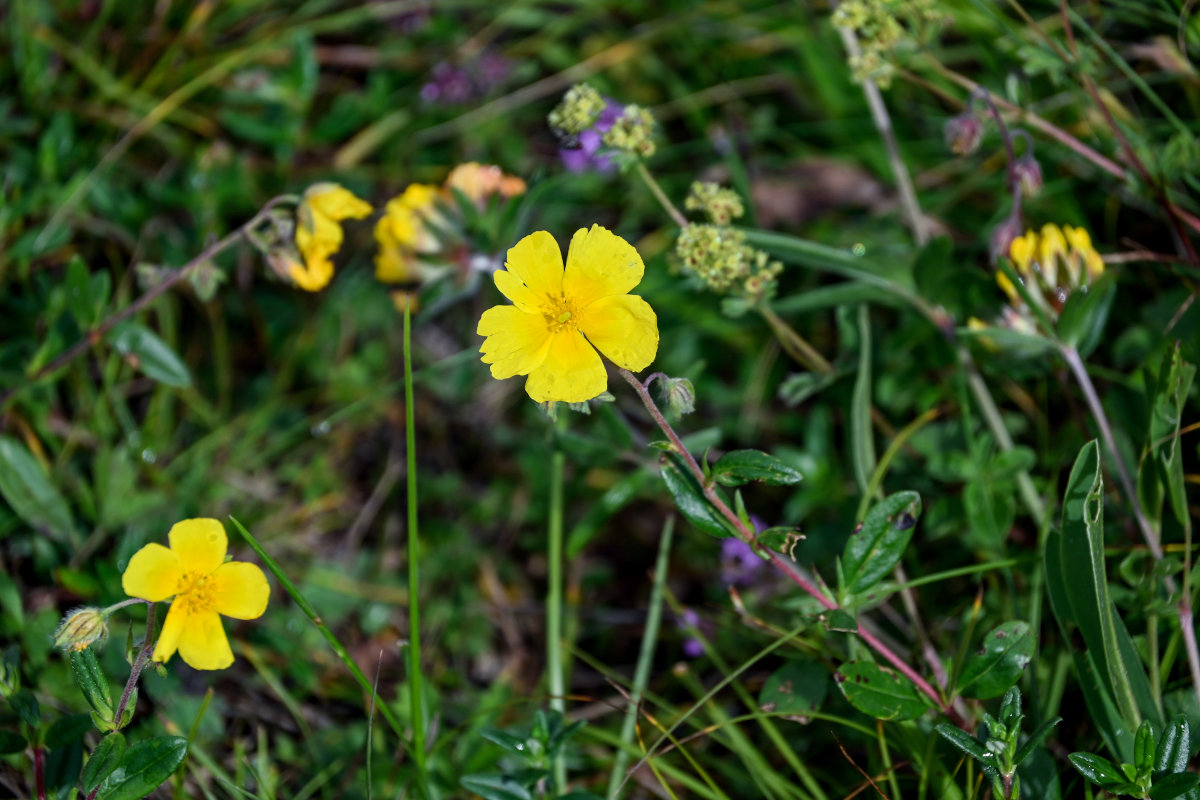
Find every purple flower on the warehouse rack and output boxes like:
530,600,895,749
560,100,622,174
420,52,513,107
676,608,707,658
721,536,766,587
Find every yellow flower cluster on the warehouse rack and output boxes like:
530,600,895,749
122,519,269,670
999,223,1105,307
291,184,373,292
375,163,527,286
477,225,658,403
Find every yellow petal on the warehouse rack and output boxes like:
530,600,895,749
478,305,553,379
504,231,564,300
304,183,372,221
168,518,227,575
493,269,541,312
579,294,659,371
1008,231,1035,274
524,330,607,403
176,610,234,670
122,543,182,602
153,600,187,664
563,225,644,306
289,250,335,292
211,562,270,620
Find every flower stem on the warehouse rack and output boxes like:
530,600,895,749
402,299,429,786
635,163,687,228
606,516,674,797
618,369,959,723
757,305,834,374
1,195,298,409
548,411,568,791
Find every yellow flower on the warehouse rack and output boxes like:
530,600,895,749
292,183,372,291
374,184,440,284
1064,225,1104,282
478,225,659,403
122,519,269,671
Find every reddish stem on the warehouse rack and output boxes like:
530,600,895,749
620,369,961,723
34,746,46,800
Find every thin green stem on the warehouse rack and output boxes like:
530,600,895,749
402,300,429,787
226,517,418,767
548,411,568,791
635,163,687,228
607,516,674,797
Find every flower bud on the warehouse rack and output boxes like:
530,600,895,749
53,607,108,653
659,376,696,418
945,111,984,156
1013,154,1043,198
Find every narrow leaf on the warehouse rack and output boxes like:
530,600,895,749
109,322,192,388
957,621,1035,699
82,733,126,793
1155,714,1190,774
841,491,921,595
711,449,803,486
659,456,734,538
0,436,74,540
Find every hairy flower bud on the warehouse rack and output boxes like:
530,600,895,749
945,112,984,156
658,376,696,418
54,607,108,652
1012,154,1043,198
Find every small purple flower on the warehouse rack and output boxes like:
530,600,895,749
676,608,707,658
560,100,622,174
721,536,766,587
420,52,513,107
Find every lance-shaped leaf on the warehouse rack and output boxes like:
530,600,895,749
957,621,1035,699
841,492,921,596
834,661,930,720
711,449,803,487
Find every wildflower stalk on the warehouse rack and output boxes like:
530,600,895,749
620,369,961,725
635,163,687,229
606,516,674,797
401,299,429,785
1,194,299,409
835,25,927,245
547,411,568,790
227,517,425,786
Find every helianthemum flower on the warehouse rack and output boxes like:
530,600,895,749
477,225,658,403
292,183,372,291
122,518,270,670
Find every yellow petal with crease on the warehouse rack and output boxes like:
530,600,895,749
503,231,564,301
122,543,182,602
563,224,644,305
524,330,606,403
493,269,541,312
478,305,553,379
176,611,234,671
168,518,227,574
212,562,270,620
153,601,188,664
579,294,659,371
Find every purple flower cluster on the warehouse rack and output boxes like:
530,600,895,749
560,100,622,174
420,52,511,106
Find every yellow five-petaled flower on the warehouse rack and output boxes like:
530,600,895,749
122,519,270,671
478,225,659,403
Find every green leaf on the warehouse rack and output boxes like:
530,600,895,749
758,660,827,716
658,455,735,538
1148,345,1195,526
834,661,930,720
1135,720,1157,780
109,322,192,388
1014,717,1063,765
95,735,187,800
771,282,908,314
1069,751,1139,792
711,449,803,486
957,621,1035,699
0,435,74,540
1155,714,1190,774
825,609,858,633
755,526,804,558
1057,273,1116,356
480,728,529,757
82,733,126,793
9,688,40,728
935,723,997,774
841,491,921,595
70,647,113,721
44,713,92,748
65,255,96,327
0,730,26,754
459,775,534,800
850,305,875,495
1150,773,1200,800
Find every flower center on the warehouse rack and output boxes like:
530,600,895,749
174,570,217,615
542,295,580,334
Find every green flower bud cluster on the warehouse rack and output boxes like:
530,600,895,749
603,105,657,159
685,182,745,225
676,224,782,301
548,83,606,137
832,0,947,88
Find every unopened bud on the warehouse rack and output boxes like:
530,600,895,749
989,214,1024,267
945,112,984,156
54,607,108,653
659,376,695,418
1013,154,1043,198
